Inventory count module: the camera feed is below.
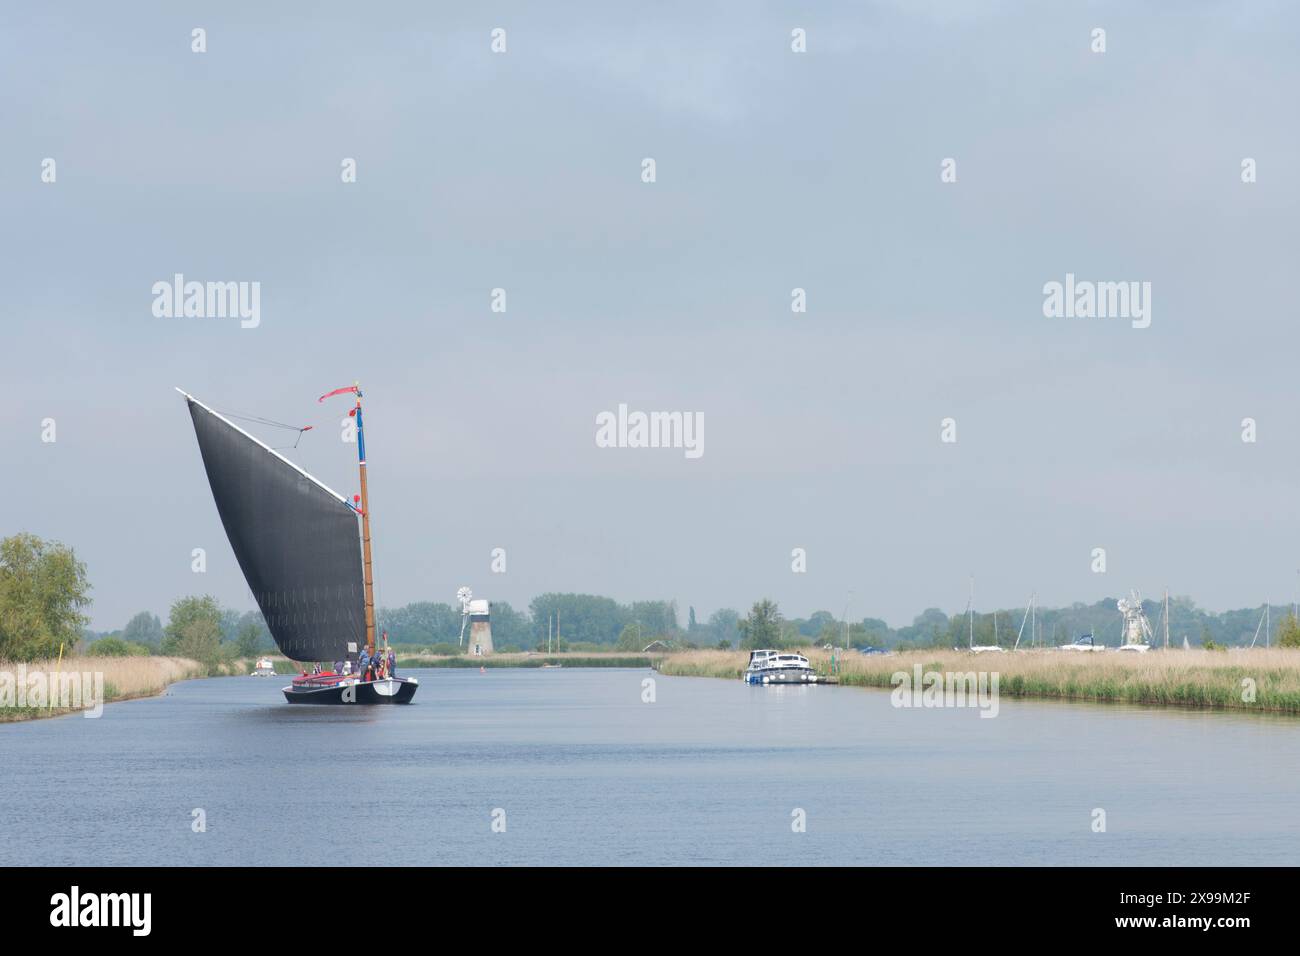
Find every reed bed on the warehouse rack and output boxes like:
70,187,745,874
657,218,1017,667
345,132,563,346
656,647,1300,714
0,655,205,721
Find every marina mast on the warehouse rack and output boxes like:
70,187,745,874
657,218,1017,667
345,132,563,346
1164,588,1170,649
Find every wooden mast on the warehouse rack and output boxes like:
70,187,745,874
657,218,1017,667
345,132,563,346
317,381,379,659
354,383,377,656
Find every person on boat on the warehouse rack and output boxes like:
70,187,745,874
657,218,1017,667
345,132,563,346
387,647,396,677
358,647,370,678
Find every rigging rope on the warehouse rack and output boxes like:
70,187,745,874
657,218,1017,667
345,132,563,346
215,407,315,449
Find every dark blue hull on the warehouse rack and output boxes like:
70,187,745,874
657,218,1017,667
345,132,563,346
283,676,419,704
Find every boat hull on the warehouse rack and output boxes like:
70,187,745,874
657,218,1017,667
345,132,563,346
283,676,419,704
744,668,825,686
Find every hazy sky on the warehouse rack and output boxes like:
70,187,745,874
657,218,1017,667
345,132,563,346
4,2,1299,631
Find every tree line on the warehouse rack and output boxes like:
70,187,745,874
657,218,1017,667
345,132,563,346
5,532,1300,662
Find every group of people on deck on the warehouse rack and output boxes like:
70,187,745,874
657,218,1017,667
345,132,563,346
358,646,396,680
330,646,396,681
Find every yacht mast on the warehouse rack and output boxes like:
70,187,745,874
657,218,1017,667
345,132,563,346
967,576,974,649
320,383,377,656
1014,593,1034,650
1164,588,1170,649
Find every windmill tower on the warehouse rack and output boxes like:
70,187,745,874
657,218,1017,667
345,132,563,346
457,586,493,656
1117,591,1154,648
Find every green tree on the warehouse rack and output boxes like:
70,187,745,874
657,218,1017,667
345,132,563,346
234,620,262,658
89,636,149,657
175,617,221,668
616,623,643,651
738,599,783,650
1276,613,1300,648
162,596,222,655
487,601,530,648
629,600,678,635
377,601,460,644
529,593,624,645
0,533,92,661
218,607,243,644
801,610,836,637
235,610,272,652
707,608,740,645
121,611,164,649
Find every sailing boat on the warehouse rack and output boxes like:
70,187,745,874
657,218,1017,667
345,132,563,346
1012,592,1035,651
967,577,1005,653
178,385,418,704
1249,603,1270,649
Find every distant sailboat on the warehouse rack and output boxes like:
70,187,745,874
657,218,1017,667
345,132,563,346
178,386,418,704
967,577,1006,654
1249,603,1270,649
1013,592,1035,650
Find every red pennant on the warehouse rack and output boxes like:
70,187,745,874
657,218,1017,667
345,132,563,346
318,385,358,403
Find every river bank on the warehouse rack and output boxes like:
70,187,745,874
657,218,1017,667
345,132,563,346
0,654,250,722
656,647,1300,714
396,651,654,669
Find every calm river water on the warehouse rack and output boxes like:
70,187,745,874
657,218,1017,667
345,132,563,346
2,667,1297,865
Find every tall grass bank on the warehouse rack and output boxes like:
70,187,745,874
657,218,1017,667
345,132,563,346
656,648,1300,715
0,655,206,721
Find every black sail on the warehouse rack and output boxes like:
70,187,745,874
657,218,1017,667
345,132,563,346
183,394,365,662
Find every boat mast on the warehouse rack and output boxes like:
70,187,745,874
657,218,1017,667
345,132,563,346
968,576,974,650
1014,593,1034,650
320,382,377,657
1164,588,1170,649
354,385,377,656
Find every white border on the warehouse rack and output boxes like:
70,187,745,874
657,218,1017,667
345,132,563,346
176,387,354,508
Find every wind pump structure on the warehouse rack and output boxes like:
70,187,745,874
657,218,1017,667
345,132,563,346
1117,590,1154,650
457,586,494,657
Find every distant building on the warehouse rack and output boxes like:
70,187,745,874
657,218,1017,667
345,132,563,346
467,599,493,656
